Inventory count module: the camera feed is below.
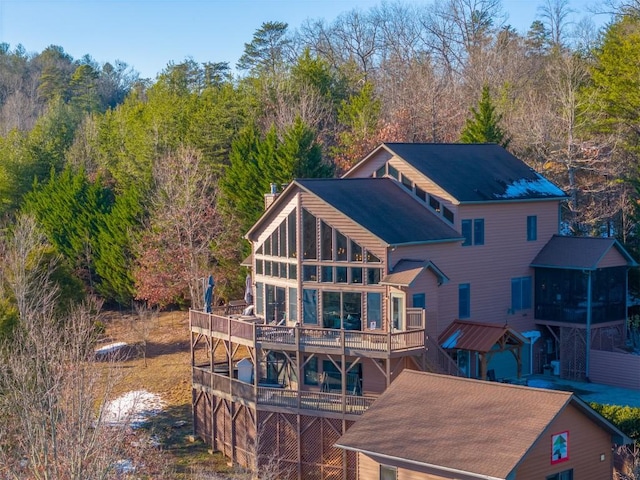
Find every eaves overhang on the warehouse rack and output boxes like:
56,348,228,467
333,445,506,480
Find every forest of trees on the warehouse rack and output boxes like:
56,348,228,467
0,0,639,321
1,0,640,476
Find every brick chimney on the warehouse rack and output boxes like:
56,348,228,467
264,183,279,210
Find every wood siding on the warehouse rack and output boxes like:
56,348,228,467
598,246,629,268
516,403,614,480
590,349,640,389
358,452,497,480
405,269,440,337
356,402,616,480
392,201,561,337
344,148,393,178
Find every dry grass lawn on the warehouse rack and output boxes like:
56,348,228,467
100,309,237,478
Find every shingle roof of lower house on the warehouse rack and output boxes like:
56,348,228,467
336,371,629,480
297,178,462,246
376,143,567,203
531,235,638,269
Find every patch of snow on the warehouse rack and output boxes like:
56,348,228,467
95,342,127,355
102,390,165,428
494,174,566,199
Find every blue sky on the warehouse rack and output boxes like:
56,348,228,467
0,0,606,80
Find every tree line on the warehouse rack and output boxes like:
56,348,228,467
0,0,639,323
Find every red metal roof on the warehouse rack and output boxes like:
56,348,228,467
439,320,525,353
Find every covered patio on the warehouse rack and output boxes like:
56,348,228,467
439,320,526,381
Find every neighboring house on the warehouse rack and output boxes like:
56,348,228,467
336,370,632,480
190,143,638,479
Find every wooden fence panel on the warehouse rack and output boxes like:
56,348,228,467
590,349,640,390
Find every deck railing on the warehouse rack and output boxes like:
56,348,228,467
424,333,462,376
406,307,425,329
193,367,374,415
191,309,425,354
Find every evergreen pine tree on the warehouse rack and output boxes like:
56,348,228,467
460,84,510,147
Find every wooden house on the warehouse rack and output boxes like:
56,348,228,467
190,143,637,479
336,370,632,480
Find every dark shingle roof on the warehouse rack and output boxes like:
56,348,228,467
336,370,629,479
382,143,567,202
531,235,638,270
297,178,462,246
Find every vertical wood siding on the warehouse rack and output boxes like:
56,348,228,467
590,349,640,389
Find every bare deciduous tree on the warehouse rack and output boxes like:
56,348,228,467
0,216,122,478
134,146,223,308
0,215,173,479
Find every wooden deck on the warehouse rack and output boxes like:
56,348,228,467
190,310,426,358
192,367,375,416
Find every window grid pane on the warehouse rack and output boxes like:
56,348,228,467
302,209,317,259
461,220,472,246
527,215,537,241
459,283,470,318
320,221,332,260
473,219,484,245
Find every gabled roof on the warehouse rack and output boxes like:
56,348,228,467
351,143,567,203
531,235,638,270
380,259,449,287
296,178,462,246
336,371,631,480
439,320,526,352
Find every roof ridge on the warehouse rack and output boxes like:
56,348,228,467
402,370,573,398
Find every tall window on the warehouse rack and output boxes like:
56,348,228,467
474,219,485,245
367,292,381,329
256,282,264,315
459,283,470,318
288,210,297,258
288,287,298,322
462,220,472,246
380,465,397,480
412,293,426,308
321,221,332,260
302,209,316,259
527,215,537,241
511,276,532,311
303,289,317,324
336,231,347,261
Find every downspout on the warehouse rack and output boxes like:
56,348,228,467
585,270,592,380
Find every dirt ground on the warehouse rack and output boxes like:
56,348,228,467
100,309,236,478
